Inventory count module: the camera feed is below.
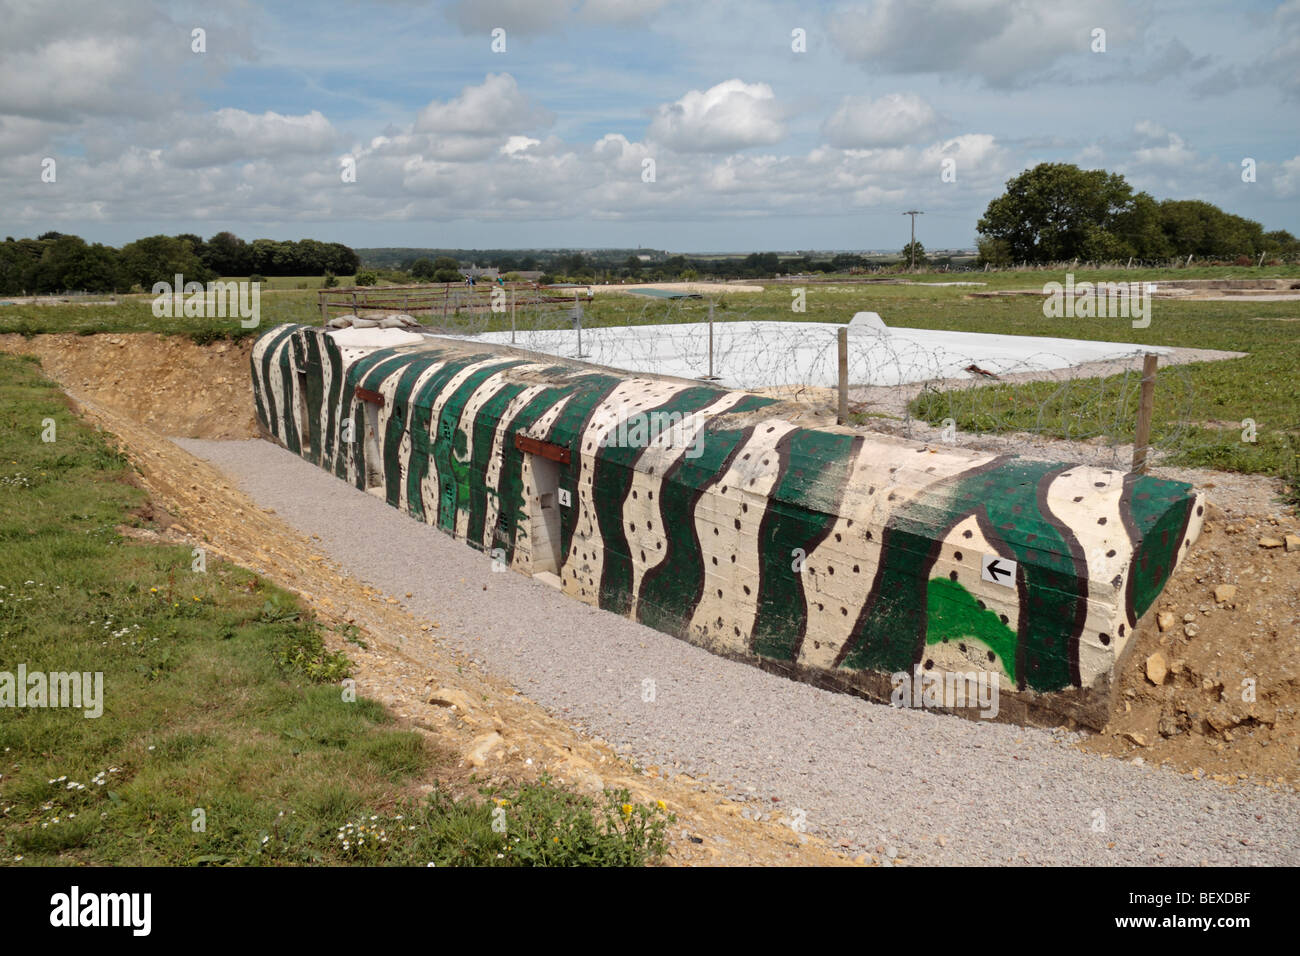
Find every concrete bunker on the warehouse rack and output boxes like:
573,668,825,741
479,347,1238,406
251,322,1205,728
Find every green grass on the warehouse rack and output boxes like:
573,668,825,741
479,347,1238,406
2,265,1297,477
221,275,357,291
0,353,672,866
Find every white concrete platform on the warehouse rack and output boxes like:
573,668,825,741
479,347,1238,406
450,319,1173,390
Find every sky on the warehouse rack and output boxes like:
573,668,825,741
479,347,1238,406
1,0,1297,253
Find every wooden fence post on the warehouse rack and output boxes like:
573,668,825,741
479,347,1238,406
837,326,849,424
1132,352,1159,474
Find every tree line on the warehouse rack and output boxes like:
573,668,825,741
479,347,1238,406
976,163,1299,266
0,232,361,296
363,249,897,284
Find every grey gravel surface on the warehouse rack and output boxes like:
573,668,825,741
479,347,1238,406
178,437,1300,866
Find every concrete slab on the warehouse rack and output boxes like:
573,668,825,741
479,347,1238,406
451,319,1175,389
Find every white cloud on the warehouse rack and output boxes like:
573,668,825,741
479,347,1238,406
822,93,938,148
830,0,1135,87
170,110,338,167
647,79,785,153
1133,130,1197,168
500,135,542,155
0,0,254,121
0,115,61,157
414,73,552,136
1134,119,1167,141
1275,155,1300,198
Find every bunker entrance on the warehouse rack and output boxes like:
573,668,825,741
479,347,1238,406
295,369,311,457
526,454,564,575
362,399,384,496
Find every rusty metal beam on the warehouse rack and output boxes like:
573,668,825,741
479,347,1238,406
514,432,571,464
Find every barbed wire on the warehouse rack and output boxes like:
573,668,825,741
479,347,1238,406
331,294,1254,474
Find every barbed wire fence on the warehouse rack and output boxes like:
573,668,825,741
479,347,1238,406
324,287,1261,475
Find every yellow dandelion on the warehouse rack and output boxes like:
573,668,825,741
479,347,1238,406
621,803,633,816
656,800,667,811
149,587,157,593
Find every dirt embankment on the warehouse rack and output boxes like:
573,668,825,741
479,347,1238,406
0,332,854,866
0,333,258,440
1081,508,1299,785
3,332,1296,797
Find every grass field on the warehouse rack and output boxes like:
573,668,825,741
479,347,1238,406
0,266,1297,480
0,353,672,866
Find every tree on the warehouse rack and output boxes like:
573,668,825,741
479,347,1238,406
323,242,359,276
174,233,206,262
23,235,122,293
978,162,1273,264
1157,200,1264,259
119,235,213,288
0,240,38,294
1110,192,1169,260
901,240,927,268
1262,229,1299,259
204,231,250,275
354,270,378,286
977,163,1140,263
975,236,1012,268
410,257,436,280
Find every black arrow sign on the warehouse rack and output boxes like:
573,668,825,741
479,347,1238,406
986,559,1012,582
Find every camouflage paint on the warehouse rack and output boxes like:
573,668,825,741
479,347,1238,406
251,325,1206,721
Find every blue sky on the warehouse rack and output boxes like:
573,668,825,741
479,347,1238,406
1,0,1297,252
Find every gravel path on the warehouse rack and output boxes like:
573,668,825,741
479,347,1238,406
178,437,1300,866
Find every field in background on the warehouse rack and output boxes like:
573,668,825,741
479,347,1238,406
0,267,1296,482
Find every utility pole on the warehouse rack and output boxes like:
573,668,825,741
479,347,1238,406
902,210,924,271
